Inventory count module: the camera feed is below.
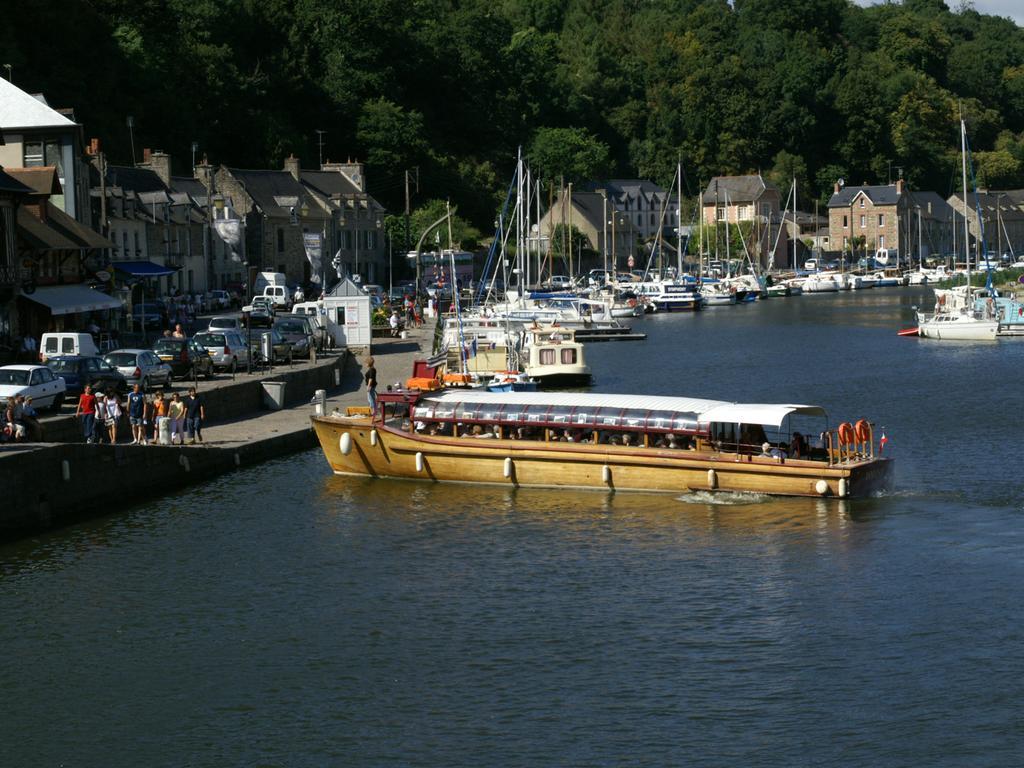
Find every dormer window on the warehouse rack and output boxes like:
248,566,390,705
859,198,865,208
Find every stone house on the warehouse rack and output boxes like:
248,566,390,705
700,175,784,266
827,180,908,258
300,160,387,285
536,180,681,273
214,158,332,290
946,190,1024,261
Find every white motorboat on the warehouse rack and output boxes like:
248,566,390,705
802,276,840,293
521,324,592,386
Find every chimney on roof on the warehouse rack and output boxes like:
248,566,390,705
895,178,903,194
322,158,365,192
139,149,172,187
194,155,214,189
834,182,841,193
284,154,301,181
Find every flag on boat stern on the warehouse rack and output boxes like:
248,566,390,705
880,432,888,453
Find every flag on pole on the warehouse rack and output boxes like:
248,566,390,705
879,432,888,453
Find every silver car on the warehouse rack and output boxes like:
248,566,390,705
193,330,251,372
208,315,242,333
104,349,172,391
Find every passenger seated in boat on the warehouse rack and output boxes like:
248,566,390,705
621,433,636,447
608,433,622,446
427,424,440,436
789,431,807,458
470,424,493,439
741,424,768,453
761,441,787,459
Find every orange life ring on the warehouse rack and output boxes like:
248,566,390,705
837,422,855,445
854,419,871,443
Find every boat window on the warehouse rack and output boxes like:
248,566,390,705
621,409,647,428
504,404,525,423
598,408,622,428
433,402,456,420
413,404,435,420
478,406,502,422
646,411,673,431
549,406,572,424
523,404,545,423
539,348,556,365
455,402,481,421
560,348,577,365
672,412,698,432
574,408,596,426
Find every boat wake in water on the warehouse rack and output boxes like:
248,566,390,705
676,490,771,506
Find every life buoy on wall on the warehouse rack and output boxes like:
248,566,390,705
837,422,855,445
854,419,871,444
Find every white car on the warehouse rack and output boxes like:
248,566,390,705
208,315,243,332
0,364,67,411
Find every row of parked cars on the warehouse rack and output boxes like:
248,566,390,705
0,312,323,412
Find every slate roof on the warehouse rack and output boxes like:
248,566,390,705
948,190,1024,221
907,191,955,222
226,168,328,219
170,176,207,200
300,170,362,198
106,165,167,194
701,175,779,205
827,184,902,208
0,79,77,130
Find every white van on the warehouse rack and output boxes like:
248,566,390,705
39,332,100,363
262,284,293,309
253,271,287,295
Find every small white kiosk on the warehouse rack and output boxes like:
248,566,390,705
318,278,373,353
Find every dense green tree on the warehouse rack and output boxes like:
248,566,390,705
528,127,611,183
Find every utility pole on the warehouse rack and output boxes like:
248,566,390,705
126,116,136,167
315,130,327,168
404,167,419,254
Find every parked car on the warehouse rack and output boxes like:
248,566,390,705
46,355,127,396
207,289,232,311
208,315,243,333
272,317,313,359
152,337,215,379
0,364,67,411
242,296,274,327
547,275,574,290
249,328,293,365
104,349,173,391
39,332,100,363
192,330,250,372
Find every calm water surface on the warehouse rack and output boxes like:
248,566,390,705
2,288,1023,767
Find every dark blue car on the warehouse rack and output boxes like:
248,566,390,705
46,355,128,396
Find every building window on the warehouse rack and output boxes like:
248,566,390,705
122,231,128,258
879,235,885,249
716,205,726,222
134,231,140,254
859,198,865,208
878,214,885,226
367,231,376,250
650,213,655,226
276,227,285,253
860,214,865,228
842,215,848,228
344,230,353,250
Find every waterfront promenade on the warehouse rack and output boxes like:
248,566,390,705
0,320,436,540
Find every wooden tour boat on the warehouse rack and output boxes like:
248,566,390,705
312,390,893,499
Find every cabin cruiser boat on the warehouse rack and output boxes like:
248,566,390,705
313,390,894,498
650,282,703,312
916,286,999,340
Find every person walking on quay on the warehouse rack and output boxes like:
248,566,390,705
185,386,205,444
127,384,147,445
152,390,168,444
76,384,97,443
91,393,107,444
19,332,37,363
104,391,123,444
364,356,378,413
168,392,186,445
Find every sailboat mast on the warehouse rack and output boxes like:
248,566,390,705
676,161,683,278
792,177,797,270
961,118,971,287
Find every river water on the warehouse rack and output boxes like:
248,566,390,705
2,287,1023,767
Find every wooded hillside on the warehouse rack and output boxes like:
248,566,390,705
5,0,1024,223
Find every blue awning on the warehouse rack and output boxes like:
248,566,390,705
112,260,178,277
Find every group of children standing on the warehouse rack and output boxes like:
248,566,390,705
74,384,207,446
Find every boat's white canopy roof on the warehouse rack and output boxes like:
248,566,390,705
426,390,825,427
